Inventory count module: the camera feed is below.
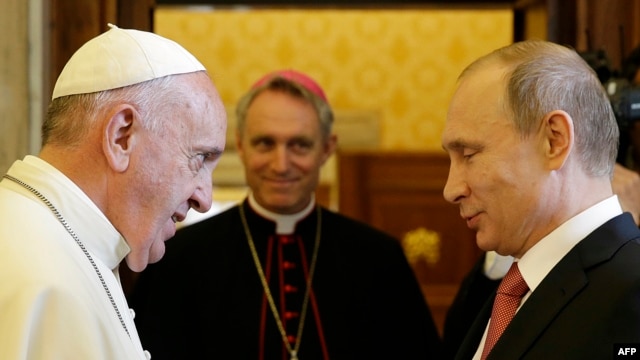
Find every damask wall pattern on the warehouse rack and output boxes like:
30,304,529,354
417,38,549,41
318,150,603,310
155,7,513,150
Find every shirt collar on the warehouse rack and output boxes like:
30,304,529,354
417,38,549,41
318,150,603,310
518,195,622,292
247,192,316,235
11,156,130,270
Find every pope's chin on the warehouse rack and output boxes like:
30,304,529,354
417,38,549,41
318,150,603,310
126,241,166,272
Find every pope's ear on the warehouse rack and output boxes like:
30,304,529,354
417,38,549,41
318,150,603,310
103,104,138,173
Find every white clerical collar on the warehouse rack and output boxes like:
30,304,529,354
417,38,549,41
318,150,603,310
247,193,316,235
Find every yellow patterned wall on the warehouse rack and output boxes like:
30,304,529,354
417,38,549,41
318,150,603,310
155,7,512,151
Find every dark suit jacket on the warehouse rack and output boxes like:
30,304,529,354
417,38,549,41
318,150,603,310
455,213,640,360
129,200,442,360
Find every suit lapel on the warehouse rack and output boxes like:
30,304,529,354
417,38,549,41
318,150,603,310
487,252,587,359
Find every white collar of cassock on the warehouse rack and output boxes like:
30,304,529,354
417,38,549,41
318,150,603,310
248,192,316,235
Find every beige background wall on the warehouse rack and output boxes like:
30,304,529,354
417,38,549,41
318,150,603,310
155,7,513,152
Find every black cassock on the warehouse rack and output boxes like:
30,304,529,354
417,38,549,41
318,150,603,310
129,200,442,360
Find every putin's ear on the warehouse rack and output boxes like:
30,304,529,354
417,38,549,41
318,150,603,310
543,110,574,170
103,104,138,172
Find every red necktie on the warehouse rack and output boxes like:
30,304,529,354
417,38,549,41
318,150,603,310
481,262,529,359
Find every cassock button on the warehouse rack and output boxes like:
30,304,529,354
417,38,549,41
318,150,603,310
283,261,297,270
287,335,297,344
284,311,300,320
284,284,299,293
279,235,295,245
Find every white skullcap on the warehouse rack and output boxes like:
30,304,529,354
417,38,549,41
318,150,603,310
52,24,206,100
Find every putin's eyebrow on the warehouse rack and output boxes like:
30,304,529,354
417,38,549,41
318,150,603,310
442,139,483,153
442,139,465,151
